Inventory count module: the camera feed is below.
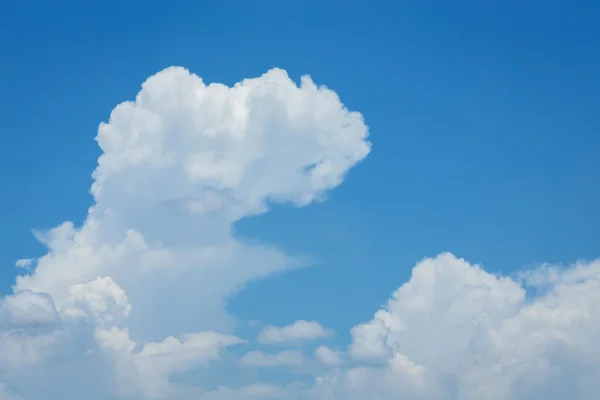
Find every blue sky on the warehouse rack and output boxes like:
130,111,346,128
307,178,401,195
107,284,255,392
1,2,599,399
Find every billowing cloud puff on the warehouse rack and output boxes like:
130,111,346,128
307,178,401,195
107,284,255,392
61,276,132,324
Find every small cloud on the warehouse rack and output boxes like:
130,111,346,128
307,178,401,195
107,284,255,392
14,259,34,269
258,320,333,344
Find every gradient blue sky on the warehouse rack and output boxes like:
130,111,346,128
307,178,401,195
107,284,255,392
1,0,599,344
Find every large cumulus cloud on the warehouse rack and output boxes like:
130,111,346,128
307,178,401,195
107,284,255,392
14,67,370,341
1,66,599,400
1,66,370,399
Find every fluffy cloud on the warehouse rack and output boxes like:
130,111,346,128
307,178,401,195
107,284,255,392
96,327,243,399
0,290,60,329
310,253,600,400
258,320,334,344
2,65,599,400
61,276,132,324
1,66,370,399
13,259,33,269
13,67,369,340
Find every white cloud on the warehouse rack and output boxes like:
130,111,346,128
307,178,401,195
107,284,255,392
61,276,132,324
315,346,342,366
14,259,33,269
96,327,243,399
0,290,60,329
2,64,599,400
1,66,369,399
240,350,305,367
309,253,600,400
258,320,334,344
